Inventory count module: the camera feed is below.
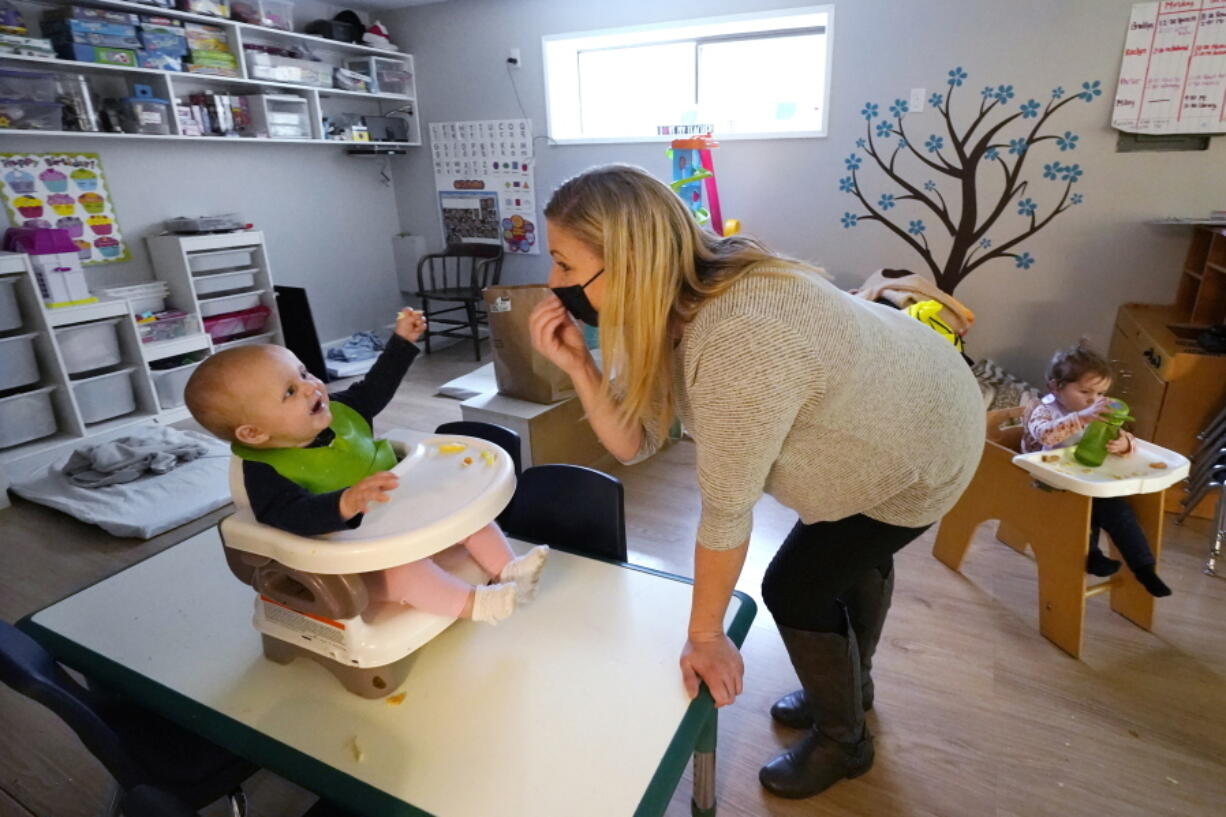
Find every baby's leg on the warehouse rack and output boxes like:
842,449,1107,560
367,559,516,621
461,522,516,576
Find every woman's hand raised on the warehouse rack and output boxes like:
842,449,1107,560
529,295,593,376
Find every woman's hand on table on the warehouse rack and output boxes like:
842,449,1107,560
529,295,592,376
681,632,744,708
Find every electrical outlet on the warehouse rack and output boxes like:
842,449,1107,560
508,48,521,68
909,87,926,113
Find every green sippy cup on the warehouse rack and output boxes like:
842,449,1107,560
1073,398,1134,467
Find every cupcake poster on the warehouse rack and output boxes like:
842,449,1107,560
0,152,129,264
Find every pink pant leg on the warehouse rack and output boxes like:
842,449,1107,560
367,558,473,617
462,522,514,577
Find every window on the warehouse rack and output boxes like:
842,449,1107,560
542,6,833,143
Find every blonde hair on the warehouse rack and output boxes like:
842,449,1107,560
184,345,276,442
544,163,813,436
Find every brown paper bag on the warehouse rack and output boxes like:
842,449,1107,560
483,284,577,404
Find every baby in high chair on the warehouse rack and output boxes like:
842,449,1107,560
184,308,548,624
1021,339,1170,597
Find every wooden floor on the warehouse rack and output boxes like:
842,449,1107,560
1,340,1224,817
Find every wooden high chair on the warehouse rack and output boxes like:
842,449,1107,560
933,407,1164,658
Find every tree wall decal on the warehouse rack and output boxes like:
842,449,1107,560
839,67,1102,293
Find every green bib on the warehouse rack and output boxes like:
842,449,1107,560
232,402,397,494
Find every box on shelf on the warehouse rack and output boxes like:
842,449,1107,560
73,367,136,424
138,51,183,71
232,0,293,31
246,93,310,138
0,32,57,59
0,68,58,102
333,67,371,93
183,22,230,52
0,98,63,130
42,7,140,25
0,386,57,449
139,29,188,55
139,15,184,31
304,19,359,43
344,57,412,95
202,304,269,342
137,309,194,343
177,0,230,18
1,227,93,306
119,84,173,134
0,277,21,331
56,73,98,130
56,318,123,375
245,50,331,87
56,43,139,67
0,332,40,391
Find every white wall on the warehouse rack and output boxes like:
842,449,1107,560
385,0,1226,383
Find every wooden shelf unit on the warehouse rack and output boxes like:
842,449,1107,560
1175,226,1226,327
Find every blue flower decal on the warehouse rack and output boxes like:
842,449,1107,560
878,193,896,210
1056,131,1079,151
856,137,867,149
897,137,909,149
981,85,995,99
985,147,1000,161
861,102,879,120
1019,99,1040,119
1052,86,1065,99
929,92,944,108
1042,161,1064,180
845,154,863,171
925,134,945,152
1079,80,1102,102
875,120,893,138
841,212,859,228
947,66,968,87
1070,193,1084,205
923,180,937,192
889,98,910,117
979,238,992,249
838,176,855,193
994,84,1015,104
1008,138,1028,155
1017,197,1037,216
908,219,926,235
1015,252,1034,269
1060,163,1083,183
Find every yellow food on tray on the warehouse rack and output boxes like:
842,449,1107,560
437,443,467,454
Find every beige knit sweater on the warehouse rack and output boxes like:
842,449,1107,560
624,268,985,550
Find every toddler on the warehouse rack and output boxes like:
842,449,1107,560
184,308,547,623
1021,340,1170,597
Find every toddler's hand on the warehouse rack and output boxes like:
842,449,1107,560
396,308,428,343
339,472,399,519
1107,429,1135,456
1077,397,1111,424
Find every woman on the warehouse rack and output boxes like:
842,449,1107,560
529,164,983,799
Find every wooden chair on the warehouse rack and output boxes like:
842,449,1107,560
414,243,504,360
932,407,1164,658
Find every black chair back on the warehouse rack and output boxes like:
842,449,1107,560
416,243,503,296
505,464,627,561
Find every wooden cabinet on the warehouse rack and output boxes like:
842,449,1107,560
1175,226,1226,326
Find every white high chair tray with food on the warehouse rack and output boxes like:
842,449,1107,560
227,435,515,574
1011,440,1189,498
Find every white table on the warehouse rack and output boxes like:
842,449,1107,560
23,528,754,817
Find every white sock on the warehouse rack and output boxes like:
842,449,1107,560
471,583,517,624
498,545,550,603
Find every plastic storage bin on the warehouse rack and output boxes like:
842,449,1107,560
151,359,200,409
0,332,40,391
193,269,256,295
120,86,173,135
73,366,136,423
0,386,57,448
100,281,169,314
0,69,59,102
0,99,63,130
232,0,292,30
138,310,194,343
344,57,412,95
202,304,270,341
198,290,262,317
245,51,331,87
56,319,123,375
0,277,22,332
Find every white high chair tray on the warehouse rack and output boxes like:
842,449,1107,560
1011,439,1189,498
226,435,515,574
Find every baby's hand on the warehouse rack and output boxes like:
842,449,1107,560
396,308,428,343
1107,429,1135,456
1077,397,1111,424
339,472,399,519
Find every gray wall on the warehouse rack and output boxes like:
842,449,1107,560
1,0,403,343
386,0,1226,382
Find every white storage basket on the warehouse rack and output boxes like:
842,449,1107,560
56,318,123,375
0,277,22,332
73,366,136,424
0,385,56,448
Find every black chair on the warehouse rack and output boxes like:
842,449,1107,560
122,785,353,817
415,243,504,360
0,619,256,816
504,464,627,561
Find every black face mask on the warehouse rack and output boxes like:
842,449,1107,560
551,268,603,326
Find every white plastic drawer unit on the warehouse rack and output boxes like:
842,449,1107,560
198,290,265,318
56,318,123,375
151,359,201,410
0,331,40,391
0,386,56,448
192,268,257,297
73,366,137,424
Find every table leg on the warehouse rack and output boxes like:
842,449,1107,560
691,710,717,817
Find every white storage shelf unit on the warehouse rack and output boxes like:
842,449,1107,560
1,0,420,147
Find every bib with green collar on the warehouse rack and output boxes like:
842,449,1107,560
231,401,397,494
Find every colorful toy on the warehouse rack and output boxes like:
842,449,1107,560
669,133,731,235
1074,398,1134,467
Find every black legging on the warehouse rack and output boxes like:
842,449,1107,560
1091,497,1156,570
761,514,931,632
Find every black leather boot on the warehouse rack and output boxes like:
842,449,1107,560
769,565,894,726
759,615,874,798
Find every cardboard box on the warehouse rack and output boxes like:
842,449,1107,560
44,19,139,38
57,43,138,67
42,7,140,25
461,390,608,469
